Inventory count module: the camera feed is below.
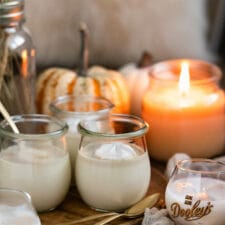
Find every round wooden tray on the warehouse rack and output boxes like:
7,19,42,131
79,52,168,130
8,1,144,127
39,166,167,225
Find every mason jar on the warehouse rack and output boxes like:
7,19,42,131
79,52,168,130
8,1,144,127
0,0,36,114
76,114,151,212
0,114,70,212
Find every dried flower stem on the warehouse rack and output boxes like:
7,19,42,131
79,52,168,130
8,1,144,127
0,28,24,113
0,29,9,90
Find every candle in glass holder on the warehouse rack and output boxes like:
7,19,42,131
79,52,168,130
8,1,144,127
142,59,225,161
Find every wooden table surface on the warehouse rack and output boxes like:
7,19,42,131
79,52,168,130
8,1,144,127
39,166,167,225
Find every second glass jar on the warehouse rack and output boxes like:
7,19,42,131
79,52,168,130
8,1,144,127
50,95,114,184
76,114,151,212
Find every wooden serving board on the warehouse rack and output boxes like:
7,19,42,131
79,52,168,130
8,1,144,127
39,166,167,225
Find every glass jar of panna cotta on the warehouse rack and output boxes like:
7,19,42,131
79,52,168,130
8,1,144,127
76,114,151,212
0,114,71,212
0,188,41,225
50,95,114,184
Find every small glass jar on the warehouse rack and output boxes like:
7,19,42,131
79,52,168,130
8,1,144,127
142,59,225,161
0,188,41,225
0,0,36,114
50,95,114,184
165,159,225,225
76,114,151,212
0,114,71,212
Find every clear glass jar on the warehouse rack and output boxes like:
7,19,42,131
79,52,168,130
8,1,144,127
0,188,41,225
165,159,225,225
50,95,114,184
76,114,151,212
0,114,70,212
142,59,225,161
0,0,36,114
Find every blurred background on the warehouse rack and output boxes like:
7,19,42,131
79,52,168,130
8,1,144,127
25,0,225,75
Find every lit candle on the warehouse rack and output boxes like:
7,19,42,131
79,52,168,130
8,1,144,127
142,59,225,161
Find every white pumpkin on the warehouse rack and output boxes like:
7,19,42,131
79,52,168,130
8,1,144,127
119,52,152,116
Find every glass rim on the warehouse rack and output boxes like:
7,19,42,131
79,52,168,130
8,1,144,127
149,58,222,85
50,95,114,117
177,158,225,175
0,187,32,203
78,113,149,139
0,114,68,140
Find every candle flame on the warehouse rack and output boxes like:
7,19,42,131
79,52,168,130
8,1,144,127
178,61,190,95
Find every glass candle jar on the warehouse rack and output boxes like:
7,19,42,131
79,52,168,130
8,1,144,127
142,59,225,161
0,0,36,114
50,95,114,184
0,114,71,212
0,188,41,225
165,159,225,225
76,114,151,212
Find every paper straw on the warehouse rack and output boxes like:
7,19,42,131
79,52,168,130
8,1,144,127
0,101,19,133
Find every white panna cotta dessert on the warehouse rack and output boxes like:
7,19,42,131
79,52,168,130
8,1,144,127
0,144,71,212
76,142,151,212
0,203,41,225
0,189,41,225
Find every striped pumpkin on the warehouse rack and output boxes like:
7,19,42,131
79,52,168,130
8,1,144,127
36,66,130,114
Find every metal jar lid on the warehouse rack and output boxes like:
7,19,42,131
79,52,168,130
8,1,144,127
0,0,24,26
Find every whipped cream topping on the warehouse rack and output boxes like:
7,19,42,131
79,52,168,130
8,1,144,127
94,142,137,160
